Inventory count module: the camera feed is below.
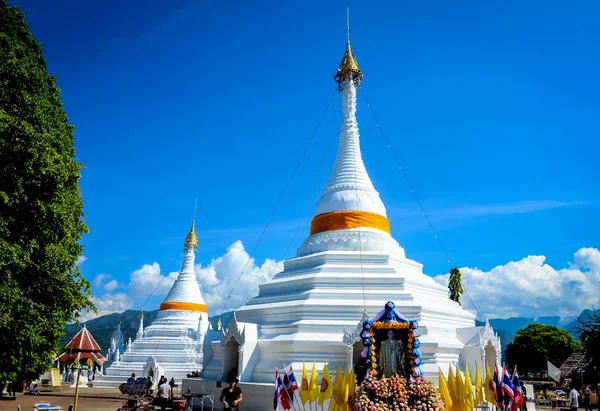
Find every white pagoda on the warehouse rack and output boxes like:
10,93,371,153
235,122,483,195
94,221,210,387
187,33,500,410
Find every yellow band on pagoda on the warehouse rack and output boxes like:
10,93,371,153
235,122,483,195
159,302,208,313
310,211,391,236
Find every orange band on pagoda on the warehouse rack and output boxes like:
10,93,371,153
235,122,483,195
310,211,391,236
159,302,208,313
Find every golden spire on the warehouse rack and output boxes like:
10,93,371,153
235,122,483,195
334,8,363,88
184,201,199,250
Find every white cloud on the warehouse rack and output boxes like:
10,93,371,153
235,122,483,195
433,247,600,319
76,256,87,266
195,240,283,315
104,279,121,292
83,240,281,321
129,262,178,296
93,273,112,288
79,292,134,322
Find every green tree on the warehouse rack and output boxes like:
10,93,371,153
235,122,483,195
0,0,94,381
505,323,582,376
448,267,463,305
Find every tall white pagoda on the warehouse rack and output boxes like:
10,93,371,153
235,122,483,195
95,221,210,387
191,32,500,410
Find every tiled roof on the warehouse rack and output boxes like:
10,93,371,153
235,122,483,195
63,326,102,352
56,351,105,364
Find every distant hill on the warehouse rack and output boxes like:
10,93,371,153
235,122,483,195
61,308,597,356
61,310,234,353
61,310,159,351
563,309,600,337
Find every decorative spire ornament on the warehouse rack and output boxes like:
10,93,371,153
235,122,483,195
184,200,198,250
334,8,363,89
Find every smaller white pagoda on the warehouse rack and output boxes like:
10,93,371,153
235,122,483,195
94,220,210,388
105,320,126,367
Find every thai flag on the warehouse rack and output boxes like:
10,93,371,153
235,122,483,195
275,369,292,410
286,365,299,393
511,368,524,411
493,364,504,409
502,365,515,408
283,372,295,404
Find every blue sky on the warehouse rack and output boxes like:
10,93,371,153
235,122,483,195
13,0,599,319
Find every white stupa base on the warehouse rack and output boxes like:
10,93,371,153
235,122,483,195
95,316,209,388
202,249,496,387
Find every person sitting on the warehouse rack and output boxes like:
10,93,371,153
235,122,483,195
220,378,242,411
126,373,136,385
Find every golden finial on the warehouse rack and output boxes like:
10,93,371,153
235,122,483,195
140,309,144,319
184,201,199,250
217,317,222,328
334,8,363,89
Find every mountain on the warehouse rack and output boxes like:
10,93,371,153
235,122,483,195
61,308,597,356
563,309,600,337
61,310,159,351
60,310,234,353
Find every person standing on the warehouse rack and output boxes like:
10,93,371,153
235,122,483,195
569,385,580,411
156,378,171,411
220,378,243,411
582,388,591,411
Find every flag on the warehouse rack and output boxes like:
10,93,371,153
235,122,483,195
275,369,292,410
308,362,319,403
299,361,310,404
455,365,465,411
336,366,350,410
502,366,515,408
274,369,281,410
475,362,484,406
464,363,475,411
439,368,453,409
349,369,356,399
448,364,458,407
331,364,342,409
285,365,299,394
511,367,524,411
318,362,334,406
485,364,496,404
547,361,561,383
283,372,294,405
493,364,504,409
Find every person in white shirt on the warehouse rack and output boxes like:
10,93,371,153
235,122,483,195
156,379,171,411
569,385,580,411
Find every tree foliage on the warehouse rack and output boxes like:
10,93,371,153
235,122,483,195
448,267,463,305
574,308,600,369
0,0,94,380
505,323,582,376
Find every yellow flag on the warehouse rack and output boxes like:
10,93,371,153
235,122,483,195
318,362,334,406
455,365,465,411
447,365,456,402
464,364,475,411
299,361,310,404
74,357,80,367
308,362,319,403
331,364,342,410
349,369,356,399
484,364,496,404
337,366,350,409
87,358,93,368
439,368,453,409
475,363,484,405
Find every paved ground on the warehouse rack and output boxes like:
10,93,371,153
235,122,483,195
0,386,125,411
